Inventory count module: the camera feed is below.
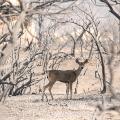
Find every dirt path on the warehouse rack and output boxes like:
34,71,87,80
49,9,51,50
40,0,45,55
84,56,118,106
0,93,120,120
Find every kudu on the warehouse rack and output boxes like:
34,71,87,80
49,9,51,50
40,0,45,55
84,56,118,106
42,59,88,100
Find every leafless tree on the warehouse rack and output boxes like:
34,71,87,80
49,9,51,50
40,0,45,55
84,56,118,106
92,0,120,20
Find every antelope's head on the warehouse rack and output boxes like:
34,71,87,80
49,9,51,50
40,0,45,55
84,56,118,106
75,58,88,69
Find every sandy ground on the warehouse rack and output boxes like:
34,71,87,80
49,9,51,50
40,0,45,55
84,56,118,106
0,88,120,120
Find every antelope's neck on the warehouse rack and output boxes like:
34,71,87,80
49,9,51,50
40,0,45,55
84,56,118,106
74,66,83,77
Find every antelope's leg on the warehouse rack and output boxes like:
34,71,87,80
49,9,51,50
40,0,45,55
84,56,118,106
69,82,73,99
42,82,52,101
66,83,69,99
48,82,55,100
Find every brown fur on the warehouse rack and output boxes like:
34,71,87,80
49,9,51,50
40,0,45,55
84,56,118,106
42,59,88,100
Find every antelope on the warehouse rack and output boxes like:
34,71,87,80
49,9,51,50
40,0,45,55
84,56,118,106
42,59,88,100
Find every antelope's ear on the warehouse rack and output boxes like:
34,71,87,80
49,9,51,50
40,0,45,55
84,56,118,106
75,58,79,63
83,59,88,64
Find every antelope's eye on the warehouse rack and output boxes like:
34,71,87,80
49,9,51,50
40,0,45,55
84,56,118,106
81,66,84,69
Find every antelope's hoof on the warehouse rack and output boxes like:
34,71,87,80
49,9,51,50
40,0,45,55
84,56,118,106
64,98,68,100
41,98,44,101
51,98,54,101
